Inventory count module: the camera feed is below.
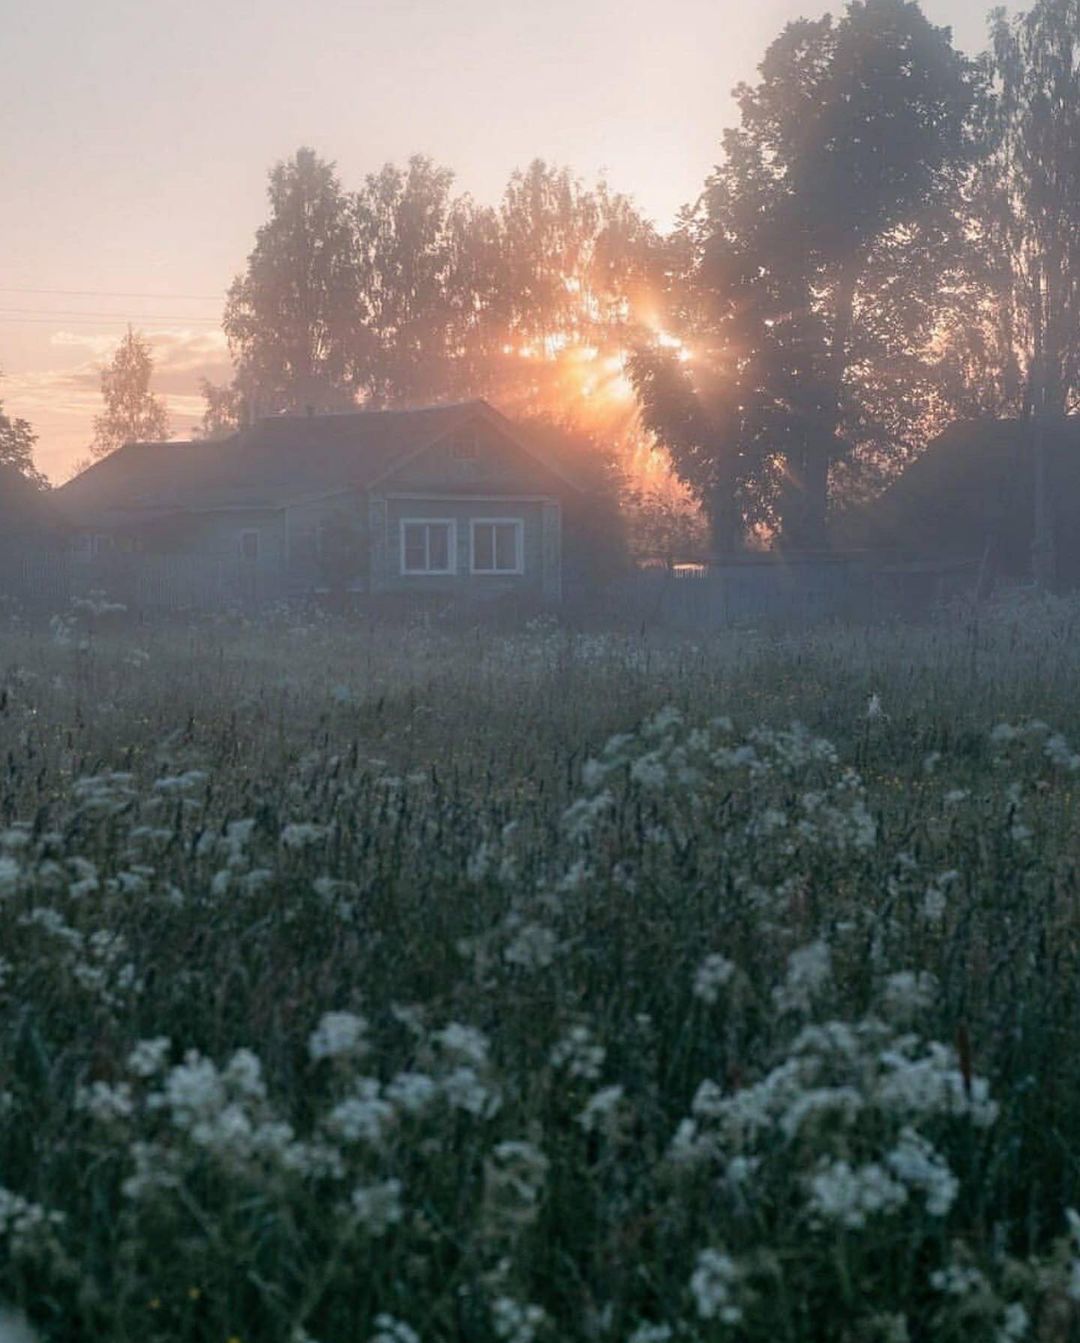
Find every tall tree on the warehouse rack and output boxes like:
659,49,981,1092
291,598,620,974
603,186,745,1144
967,0,1080,420
644,0,978,550
194,378,245,440
0,379,48,489
351,155,475,407
91,327,169,460
224,148,366,413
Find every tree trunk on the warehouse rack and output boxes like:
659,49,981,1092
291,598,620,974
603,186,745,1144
780,443,830,552
708,454,743,558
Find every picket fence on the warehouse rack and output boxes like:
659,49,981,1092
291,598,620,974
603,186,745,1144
1,549,980,625
2,553,262,613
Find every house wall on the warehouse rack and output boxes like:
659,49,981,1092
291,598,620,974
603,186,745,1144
392,421,572,497
284,491,368,591
367,416,570,600
133,510,287,568
94,509,289,605
375,495,558,599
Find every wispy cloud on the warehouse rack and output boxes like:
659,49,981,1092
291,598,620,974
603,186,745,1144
2,327,233,482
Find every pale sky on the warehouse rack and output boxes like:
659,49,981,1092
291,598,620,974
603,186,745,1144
2,0,994,481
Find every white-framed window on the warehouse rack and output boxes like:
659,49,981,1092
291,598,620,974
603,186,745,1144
470,518,524,575
239,530,260,562
401,519,456,575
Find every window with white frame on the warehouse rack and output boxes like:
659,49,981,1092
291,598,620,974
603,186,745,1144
401,519,455,575
239,530,260,562
470,518,524,575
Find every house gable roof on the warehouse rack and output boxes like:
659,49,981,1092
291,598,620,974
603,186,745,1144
53,400,586,527
835,416,1080,560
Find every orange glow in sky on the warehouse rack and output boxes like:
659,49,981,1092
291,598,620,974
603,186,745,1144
0,0,990,481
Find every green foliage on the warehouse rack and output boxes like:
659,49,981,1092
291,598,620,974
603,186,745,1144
224,148,367,415
945,0,1080,420
0,398,47,490
3,603,1080,1338
636,0,979,548
90,328,170,461
193,378,246,440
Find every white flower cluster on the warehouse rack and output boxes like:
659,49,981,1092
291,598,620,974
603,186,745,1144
549,1025,606,1081
491,1297,546,1343
0,1186,65,1255
667,1001,991,1237
484,1139,550,1230
689,1247,742,1323
693,953,736,1005
806,1159,907,1229
309,1010,369,1062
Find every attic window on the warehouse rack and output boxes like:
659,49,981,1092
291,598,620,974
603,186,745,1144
451,431,479,462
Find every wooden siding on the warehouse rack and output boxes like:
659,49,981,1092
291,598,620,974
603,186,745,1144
378,416,575,498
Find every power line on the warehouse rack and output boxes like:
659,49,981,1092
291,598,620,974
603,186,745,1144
0,316,223,327
0,285,225,301
0,308,222,323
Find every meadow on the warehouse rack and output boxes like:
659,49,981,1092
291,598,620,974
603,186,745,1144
4,595,1080,1342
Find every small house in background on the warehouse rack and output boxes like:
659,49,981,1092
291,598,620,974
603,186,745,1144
836,417,1080,590
52,400,591,608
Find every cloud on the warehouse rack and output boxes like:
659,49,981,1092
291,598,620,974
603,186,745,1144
2,326,234,482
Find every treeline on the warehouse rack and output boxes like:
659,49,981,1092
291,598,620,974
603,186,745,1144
202,0,1080,552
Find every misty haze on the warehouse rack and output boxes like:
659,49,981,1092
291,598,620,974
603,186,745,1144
3,0,1080,1338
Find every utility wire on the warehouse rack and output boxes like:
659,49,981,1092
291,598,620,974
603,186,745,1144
0,316,223,326
0,285,225,300
0,308,222,322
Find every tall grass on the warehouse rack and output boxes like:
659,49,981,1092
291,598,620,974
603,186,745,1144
3,595,1080,1341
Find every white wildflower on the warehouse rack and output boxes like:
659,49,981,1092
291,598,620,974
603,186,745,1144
1045,734,1080,771
0,1309,38,1343
549,1025,605,1081
930,1264,987,1296
997,1302,1029,1341
433,1022,490,1068
807,1159,907,1229
882,971,938,1022
577,1085,625,1134
308,1011,368,1062
281,823,326,849
504,921,558,971
689,1247,741,1323
327,1079,395,1144
484,1140,549,1228
385,1071,437,1115
350,1178,403,1235
370,1315,420,1343
774,940,832,1013
0,857,18,897
442,1067,501,1118
74,1080,135,1122
886,1128,958,1216
627,1326,672,1343
693,953,736,1005
491,1298,546,1343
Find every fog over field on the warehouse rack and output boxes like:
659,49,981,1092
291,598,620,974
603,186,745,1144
4,0,1080,1338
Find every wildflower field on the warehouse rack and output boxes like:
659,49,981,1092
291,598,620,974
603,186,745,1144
5,598,1080,1342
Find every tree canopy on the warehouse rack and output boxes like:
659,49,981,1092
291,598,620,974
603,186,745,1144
90,328,170,461
0,390,47,491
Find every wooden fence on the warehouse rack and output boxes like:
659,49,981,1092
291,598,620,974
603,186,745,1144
1,549,982,624
1,553,268,612
613,554,980,627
